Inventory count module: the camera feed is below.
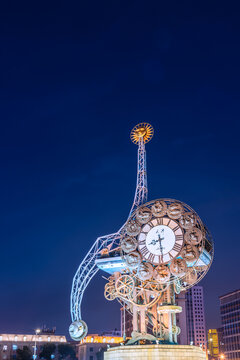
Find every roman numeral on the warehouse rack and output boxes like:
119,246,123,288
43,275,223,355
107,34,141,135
158,255,163,263
176,235,183,242
141,246,149,257
148,253,155,263
172,243,182,253
166,219,171,226
157,218,163,225
173,225,180,232
139,239,146,245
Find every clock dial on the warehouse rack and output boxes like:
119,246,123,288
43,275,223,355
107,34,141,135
138,217,184,264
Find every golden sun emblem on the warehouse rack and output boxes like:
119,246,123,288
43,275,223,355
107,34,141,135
130,123,154,144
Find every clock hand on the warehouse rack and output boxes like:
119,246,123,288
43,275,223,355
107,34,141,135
148,239,158,246
158,233,164,257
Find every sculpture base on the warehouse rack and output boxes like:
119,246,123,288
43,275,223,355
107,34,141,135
104,344,207,360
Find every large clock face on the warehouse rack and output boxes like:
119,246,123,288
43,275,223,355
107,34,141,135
138,217,184,264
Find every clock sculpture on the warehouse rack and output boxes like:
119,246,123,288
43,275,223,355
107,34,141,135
69,123,213,344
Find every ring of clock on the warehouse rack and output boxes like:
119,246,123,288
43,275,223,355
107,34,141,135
118,198,213,291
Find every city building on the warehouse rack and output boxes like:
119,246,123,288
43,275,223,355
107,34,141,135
77,334,123,360
219,289,240,360
217,327,225,355
208,329,219,358
185,286,207,349
176,286,207,348
0,333,66,360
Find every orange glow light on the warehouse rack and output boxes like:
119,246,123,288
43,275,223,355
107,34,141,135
80,335,123,344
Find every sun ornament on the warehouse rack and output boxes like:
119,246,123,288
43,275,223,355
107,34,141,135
130,123,154,144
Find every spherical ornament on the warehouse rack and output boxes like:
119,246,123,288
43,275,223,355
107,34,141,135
181,244,199,263
154,265,170,283
125,219,141,236
120,236,137,253
125,251,141,269
170,258,187,277
185,227,203,245
69,320,88,341
151,200,167,217
136,206,152,224
167,203,183,219
184,268,198,285
179,212,196,229
137,262,153,280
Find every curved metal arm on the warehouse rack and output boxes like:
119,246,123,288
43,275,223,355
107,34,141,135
70,136,148,324
70,232,121,321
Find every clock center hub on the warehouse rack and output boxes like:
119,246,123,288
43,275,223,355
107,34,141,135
146,225,175,256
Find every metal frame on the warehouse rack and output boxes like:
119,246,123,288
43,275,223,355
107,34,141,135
70,137,148,322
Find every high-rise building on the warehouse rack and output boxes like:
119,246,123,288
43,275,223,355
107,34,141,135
208,329,219,358
207,328,225,359
219,289,240,360
175,286,207,349
185,286,207,349
217,327,225,355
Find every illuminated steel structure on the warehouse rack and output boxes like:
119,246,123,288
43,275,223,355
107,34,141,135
69,123,153,340
69,123,213,344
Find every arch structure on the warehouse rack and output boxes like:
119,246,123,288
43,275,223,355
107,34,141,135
70,125,152,327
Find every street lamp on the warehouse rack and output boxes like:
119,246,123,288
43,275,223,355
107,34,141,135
33,329,41,360
219,354,225,360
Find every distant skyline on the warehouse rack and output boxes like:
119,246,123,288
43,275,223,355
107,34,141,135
1,0,240,336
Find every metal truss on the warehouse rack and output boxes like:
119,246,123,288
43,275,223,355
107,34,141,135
70,137,148,322
128,137,147,217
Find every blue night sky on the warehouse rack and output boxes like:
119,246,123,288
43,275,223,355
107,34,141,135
1,0,240,336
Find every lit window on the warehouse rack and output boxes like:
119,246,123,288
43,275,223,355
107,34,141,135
91,337,94,343
48,337,51,342
60,338,64,342
14,336,18,341
38,337,42,342
103,338,106,343
23,337,27,342
13,345,18,351
3,345,7,351
111,338,114,343
0,336,2,341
